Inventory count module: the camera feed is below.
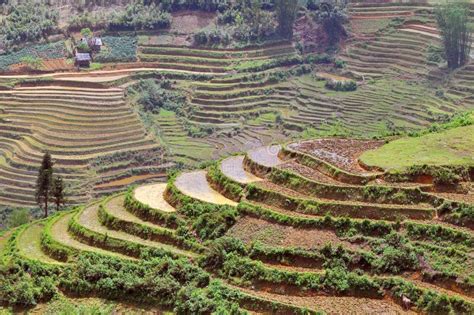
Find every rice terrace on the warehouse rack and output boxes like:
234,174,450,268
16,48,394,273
0,0,473,314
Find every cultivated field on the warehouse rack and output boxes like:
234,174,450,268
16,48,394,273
2,132,472,313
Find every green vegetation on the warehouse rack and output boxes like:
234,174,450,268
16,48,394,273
0,1,58,48
20,56,43,70
0,41,65,70
109,2,171,31
435,0,473,69
275,0,299,39
325,79,357,91
360,124,474,171
94,36,137,63
128,79,185,114
0,2,473,313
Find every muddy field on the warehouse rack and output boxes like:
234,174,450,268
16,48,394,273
288,139,385,174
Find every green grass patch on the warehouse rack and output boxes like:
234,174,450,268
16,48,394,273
361,125,474,170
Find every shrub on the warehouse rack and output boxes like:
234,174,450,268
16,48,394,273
373,232,419,274
325,79,357,92
335,59,346,68
127,79,185,114
194,28,231,46
20,56,43,70
109,3,171,31
7,208,30,228
68,12,110,32
179,202,238,240
0,1,59,48
427,45,445,63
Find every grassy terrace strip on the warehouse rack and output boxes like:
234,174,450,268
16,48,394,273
5,221,63,266
206,161,245,202
268,166,438,205
42,211,134,262
246,183,435,221
237,201,395,237
68,201,195,259
99,194,205,253
405,221,474,247
40,211,78,262
280,145,380,185
124,187,181,229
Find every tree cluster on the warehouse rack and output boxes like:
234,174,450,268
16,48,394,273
35,153,66,218
435,1,472,69
0,1,59,49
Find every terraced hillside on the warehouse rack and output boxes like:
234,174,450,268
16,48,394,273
0,1,473,209
1,134,473,313
0,81,165,207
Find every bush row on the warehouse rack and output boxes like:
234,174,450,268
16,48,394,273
246,184,435,221
268,167,429,205
207,162,244,201
124,187,180,228
98,198,205,254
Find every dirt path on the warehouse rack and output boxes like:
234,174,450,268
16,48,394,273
134,183,176,212
174,171,238,206
247,145,283,168
0,67,224,81
51,213,133,260
220,156,262,184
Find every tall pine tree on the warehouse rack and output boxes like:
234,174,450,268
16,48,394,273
35,152,53,218
435,1,472,69
51,176,66,211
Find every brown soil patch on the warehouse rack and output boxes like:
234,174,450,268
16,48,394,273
288,139,384,174
170,10,216,35
233,284,418,314
434,183,474,204
278,160,343,185
227,216,361,251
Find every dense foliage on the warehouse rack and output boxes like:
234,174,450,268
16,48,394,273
128,79,186,114
94,36,138,63
0,41,65,71
109,2,171,31
325,79,357,91
435,0,473,69
0,1,58,48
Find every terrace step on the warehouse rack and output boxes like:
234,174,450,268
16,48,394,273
49,212,133,260
133,183,176,212
220,156,263,184
17,222,64,265
174,170,238,206
75,203,195,258
246,145,283,168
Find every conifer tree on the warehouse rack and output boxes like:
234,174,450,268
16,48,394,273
435,1,472,69
51,176,66,211
35,152,53,218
